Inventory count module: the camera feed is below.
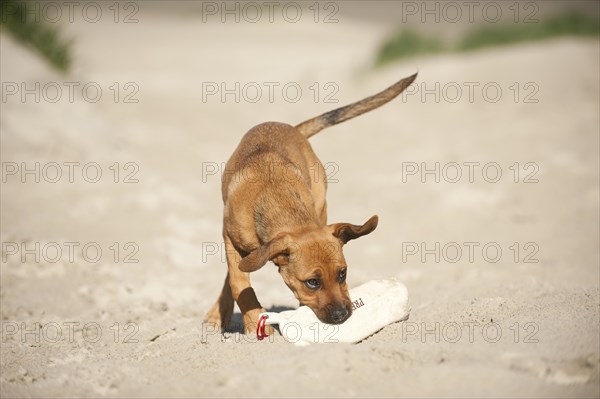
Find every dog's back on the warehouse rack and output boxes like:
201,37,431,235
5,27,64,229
221,122,319,202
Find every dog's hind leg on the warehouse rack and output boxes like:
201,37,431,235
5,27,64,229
204,272,234,332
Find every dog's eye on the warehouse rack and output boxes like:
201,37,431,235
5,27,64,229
304,279,321,290
338,268,347,283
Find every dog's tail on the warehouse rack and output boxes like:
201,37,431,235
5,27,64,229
295,72,417,139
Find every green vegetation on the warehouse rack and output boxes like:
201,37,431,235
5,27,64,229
0,0,72,72
376,12,600,66
376,30,444,66
459,12,600,51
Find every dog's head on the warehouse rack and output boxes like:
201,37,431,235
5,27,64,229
238,215,378,324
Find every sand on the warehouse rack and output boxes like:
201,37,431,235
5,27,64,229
1,2,599,397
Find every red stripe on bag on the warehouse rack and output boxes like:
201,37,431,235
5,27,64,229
256,314,269,341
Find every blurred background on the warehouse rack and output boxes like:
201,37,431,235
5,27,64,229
1,1,599,397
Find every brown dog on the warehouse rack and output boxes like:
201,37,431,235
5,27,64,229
204,73,417,334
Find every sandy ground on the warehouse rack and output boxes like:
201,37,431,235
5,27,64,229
1,2,599,398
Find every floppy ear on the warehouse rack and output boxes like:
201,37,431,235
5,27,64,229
238,234,290,272
330,215,379,244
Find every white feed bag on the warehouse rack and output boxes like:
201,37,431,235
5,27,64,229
257,279,410,345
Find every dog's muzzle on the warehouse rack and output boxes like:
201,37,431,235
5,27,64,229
326,305,351,324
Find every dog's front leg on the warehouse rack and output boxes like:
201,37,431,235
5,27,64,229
225,235,274,335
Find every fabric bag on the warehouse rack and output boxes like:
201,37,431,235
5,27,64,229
257,279,410,345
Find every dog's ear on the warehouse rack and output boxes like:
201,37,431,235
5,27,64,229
238,234,290,272
330,215,379,244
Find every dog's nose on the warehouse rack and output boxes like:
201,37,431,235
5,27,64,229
330,307,350,324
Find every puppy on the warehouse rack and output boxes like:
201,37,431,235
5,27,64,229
204,73,417,334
